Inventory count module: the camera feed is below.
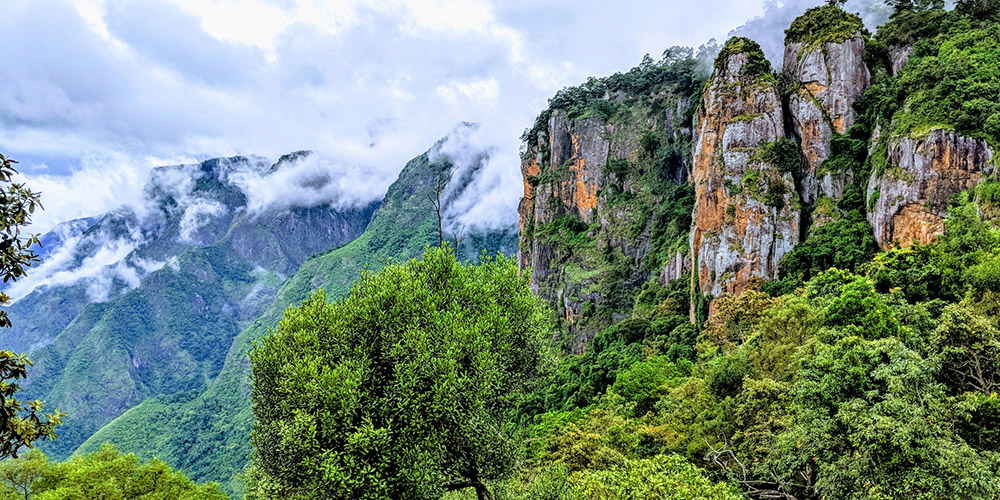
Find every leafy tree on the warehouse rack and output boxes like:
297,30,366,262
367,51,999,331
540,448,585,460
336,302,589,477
0,450,45,500
249,246,550,500
956,0,1000,21
0,444,225,500
770,336,1000,500
933,296,1000,395
774,209,879,290
572,455,743,500
0,153,62,460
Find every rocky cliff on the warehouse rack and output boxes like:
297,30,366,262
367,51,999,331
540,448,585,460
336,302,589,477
689,38,799,301
784,28,870,203
517,56,700,349
520,5,1000,329
867,130,994,248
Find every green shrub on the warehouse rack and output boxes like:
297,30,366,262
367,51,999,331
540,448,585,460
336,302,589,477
785,5,868,48
714,37,771,79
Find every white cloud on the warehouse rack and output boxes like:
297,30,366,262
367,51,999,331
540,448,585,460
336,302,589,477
178,199,227,242
436,78,500,108
8,231,138,301
230,153,392,215
2,0,775,241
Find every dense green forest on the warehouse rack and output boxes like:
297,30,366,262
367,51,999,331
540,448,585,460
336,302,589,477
3,1,1000,499
0,446,226,499
239,3,1000,499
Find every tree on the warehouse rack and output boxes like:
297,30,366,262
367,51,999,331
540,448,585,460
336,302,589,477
0,153,62,459
933,296,1000,395
0,450,45,500
887,0,945,15
249,246,550,500
769,336,1000,500
0,444,226,499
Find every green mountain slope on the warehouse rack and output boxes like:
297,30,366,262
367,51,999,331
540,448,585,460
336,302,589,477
17,155,379,461
77,132,517,495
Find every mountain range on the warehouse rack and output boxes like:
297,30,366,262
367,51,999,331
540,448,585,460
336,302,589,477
10,128,515,494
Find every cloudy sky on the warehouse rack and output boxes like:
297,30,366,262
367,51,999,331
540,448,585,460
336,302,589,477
2,0,891,233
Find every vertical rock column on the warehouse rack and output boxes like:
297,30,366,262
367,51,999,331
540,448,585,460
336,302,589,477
783,34,870,203
690,39,800,306
517,110,608,301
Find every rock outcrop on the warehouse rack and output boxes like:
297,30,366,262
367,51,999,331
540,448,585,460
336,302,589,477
889,44,914,76
689,40,799,301
518,111,609,301
518,73,697,347
784,35,870,203
867,129,994,248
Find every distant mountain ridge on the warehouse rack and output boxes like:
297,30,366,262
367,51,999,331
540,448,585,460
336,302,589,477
5,128,516,496
13,153,381,462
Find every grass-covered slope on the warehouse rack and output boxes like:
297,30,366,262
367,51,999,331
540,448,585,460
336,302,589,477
77,138,517,496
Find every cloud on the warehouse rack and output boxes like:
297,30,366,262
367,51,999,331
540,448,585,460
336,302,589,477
178,199,227,242
6,227,141,302
229,153,393,215
729,0,893,65
2,0,776,241
104,0,266,87
428,123,521,232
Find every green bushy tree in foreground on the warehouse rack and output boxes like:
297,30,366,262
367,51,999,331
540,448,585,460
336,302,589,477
248,246,550,500
0,444,226,499
0,153,62,459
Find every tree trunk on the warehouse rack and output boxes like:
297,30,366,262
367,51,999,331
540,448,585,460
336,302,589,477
474,482,494,500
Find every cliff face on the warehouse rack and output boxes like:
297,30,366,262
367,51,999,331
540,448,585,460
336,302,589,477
519,6,998,329
518,65,697,348
867,130,994,248
519,111,609,295
784,35,870,203
689,47,798,300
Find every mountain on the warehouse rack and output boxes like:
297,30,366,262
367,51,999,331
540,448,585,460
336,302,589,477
517,48,707,350
15,154,380,462
71,129,517,495
520,4,997,330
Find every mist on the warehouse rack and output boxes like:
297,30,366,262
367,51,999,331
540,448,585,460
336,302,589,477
729,0,893,65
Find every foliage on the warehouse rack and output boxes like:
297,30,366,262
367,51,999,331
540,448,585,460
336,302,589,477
785,5,868,47
572,455,742,500
714,37,771,79
0,153,62,461
522,47,711,151
0,445,226,500
249,247,550,499
0,352,63,462
753,138,804,179
882,13,1000,148
933,296,1000,395
772,209,879,292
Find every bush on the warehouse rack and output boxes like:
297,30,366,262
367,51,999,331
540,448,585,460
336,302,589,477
714,37,771,79
785,5,868,47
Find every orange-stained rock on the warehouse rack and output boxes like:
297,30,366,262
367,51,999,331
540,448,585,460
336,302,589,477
867,129,993,248
689,51,799,305
517,89,695,349
891,205,944,247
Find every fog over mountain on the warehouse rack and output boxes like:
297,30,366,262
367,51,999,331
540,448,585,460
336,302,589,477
2,0,768,236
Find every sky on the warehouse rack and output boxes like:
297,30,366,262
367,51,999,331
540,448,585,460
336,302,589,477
0,0,890,234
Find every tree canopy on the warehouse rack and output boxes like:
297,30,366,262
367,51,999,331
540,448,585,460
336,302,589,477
248,246,551,500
